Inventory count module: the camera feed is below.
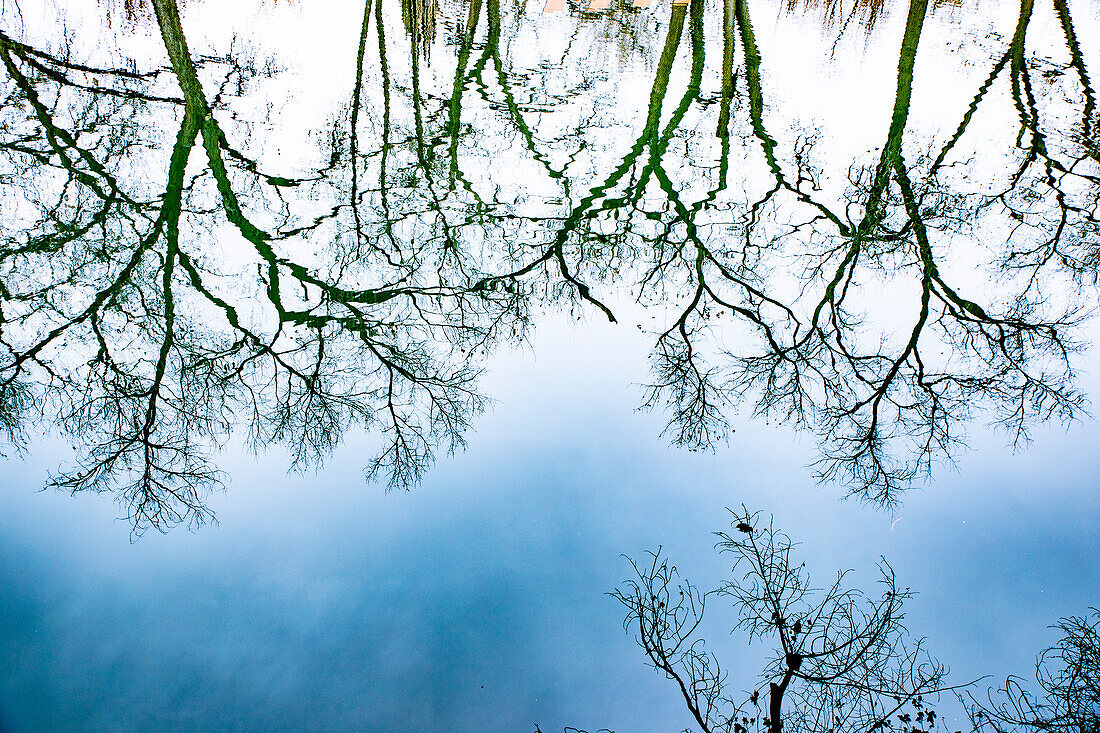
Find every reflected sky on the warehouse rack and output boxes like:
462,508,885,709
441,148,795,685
2,0,1099,730
3,315,1099,731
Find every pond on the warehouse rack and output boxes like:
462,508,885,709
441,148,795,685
1,0,1098,730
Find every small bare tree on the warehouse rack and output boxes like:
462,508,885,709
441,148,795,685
967,609,1100,733
611,508,958,733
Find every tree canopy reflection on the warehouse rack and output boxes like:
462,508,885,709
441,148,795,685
0,0,1096,528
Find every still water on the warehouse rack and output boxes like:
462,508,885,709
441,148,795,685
1,0,1098,730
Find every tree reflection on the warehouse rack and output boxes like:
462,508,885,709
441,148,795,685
559,519,1098,733
608,509,956,733
2,0,1098,527
0,0,518,530
967,608,1100,733
627,0,1092,503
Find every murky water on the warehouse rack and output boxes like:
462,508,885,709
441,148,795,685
1,0,1098,730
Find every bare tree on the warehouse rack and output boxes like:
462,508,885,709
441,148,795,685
5,0,1098,529
611,508,959,733
634,0,1089,506
967,610,1100,733
0,2,520,531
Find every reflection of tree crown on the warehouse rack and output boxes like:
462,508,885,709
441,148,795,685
2,0,1098,528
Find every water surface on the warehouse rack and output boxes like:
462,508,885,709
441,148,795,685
1,0,1098,730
